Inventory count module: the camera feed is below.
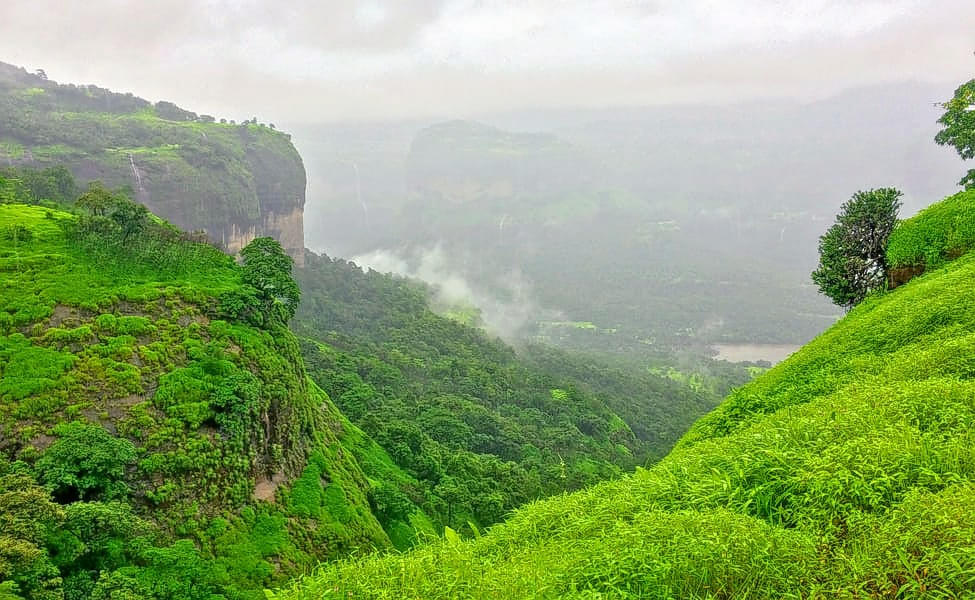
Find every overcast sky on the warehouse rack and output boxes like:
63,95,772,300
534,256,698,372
0,1,972,123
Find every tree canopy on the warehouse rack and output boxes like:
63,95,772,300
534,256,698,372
811,188,901,309
239,237,301,325
935,78,975,189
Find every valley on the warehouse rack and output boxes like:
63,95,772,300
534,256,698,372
1,16,973,598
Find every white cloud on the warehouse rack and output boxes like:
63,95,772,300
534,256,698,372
0,0,970,120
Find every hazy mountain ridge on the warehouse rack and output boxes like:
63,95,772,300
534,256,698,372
294,81,962,350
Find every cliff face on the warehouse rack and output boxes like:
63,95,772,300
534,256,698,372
0,61,305,264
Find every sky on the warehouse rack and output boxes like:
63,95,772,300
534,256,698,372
0,0,973,123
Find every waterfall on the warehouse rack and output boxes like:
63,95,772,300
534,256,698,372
128,153,148,202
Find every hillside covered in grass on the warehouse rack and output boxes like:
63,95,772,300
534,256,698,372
0,200,394,599
0,61,306,261
274,191,975,599
887,188,975,285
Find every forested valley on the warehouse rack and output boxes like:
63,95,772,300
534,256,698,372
1,7,975,598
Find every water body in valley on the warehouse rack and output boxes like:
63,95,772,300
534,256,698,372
712,343,802,364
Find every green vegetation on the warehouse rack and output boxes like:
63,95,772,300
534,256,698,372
1,169,715,596
293,252,724,544
935,78,975,189
275,192,975,599
0,197,389,598
887,189,975,271
811,188,901,309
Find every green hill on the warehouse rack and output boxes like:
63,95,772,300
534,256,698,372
0,166,728,598
273,192,975,598
0,202,390,599
0,61,306,262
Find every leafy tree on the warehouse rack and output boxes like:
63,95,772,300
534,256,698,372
90,540,221,600
47,502,148,600
935,78,975,189
811,188,902,309
0,463,64,600
108,197,149,244
239,237,300,325
74,183,150,244
35,422,137,503
75,182,115,217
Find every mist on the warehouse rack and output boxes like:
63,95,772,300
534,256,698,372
1,1,973,122
351,244,557,342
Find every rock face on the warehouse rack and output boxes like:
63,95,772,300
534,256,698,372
0,61,305,264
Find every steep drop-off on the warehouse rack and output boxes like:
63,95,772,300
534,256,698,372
0,62,305,264
293,250,726,547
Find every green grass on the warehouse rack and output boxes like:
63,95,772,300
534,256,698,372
887,189,975,269
273,202,975,598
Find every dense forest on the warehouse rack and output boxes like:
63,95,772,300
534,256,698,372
293,251,746,543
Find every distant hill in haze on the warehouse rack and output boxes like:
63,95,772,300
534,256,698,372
291,82,961,351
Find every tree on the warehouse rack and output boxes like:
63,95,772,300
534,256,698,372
0,463,64,600
35,421,137,503
811,188,902,309
935,78,975,189
109,197,149,243
75,182,115,217
75,183,149,243
239,237,300,324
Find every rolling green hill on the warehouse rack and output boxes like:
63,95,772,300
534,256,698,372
0,201,390,599
273,191,975,598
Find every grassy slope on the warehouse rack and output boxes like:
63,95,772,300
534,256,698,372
0,204,388,594
887,188,975,270
274,197,975,598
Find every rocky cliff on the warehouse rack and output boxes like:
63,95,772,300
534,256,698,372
0,61,305,264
